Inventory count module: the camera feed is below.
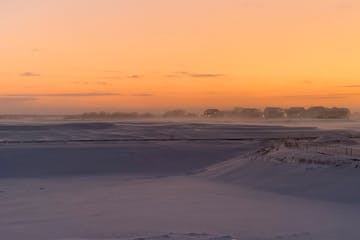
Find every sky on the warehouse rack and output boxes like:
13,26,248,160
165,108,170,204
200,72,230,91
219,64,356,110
1,0,360,114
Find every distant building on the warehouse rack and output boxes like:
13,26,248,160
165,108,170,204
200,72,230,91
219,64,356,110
305,106,327,118
323,107,351,119
264,107,286,119
222,107,262,119
304,106,351,119
285,107,306,118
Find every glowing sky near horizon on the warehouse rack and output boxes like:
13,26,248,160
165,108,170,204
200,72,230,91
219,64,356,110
1,0,360,113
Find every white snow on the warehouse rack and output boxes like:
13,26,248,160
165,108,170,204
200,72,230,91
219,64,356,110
0,120,359,240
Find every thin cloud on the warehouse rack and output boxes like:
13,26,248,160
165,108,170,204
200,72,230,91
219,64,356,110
102,70,122,73
0,97,37,102
96,81,108,85
102,76,122,80
1,92,123,97
20,72,41,77
130,93,153,97
0,92,155,98
278,93,360,100
171,72,225,78
340,85,360,88
72,81,109,85
164,74,179,78
128,74,143,79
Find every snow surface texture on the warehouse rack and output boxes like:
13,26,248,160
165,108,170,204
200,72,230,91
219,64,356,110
60,232,236,240
0,121,360,240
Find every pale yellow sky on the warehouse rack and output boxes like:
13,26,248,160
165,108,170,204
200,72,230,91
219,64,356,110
0,0,359,113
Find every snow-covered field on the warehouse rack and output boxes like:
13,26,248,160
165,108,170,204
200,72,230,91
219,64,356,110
0,120,359,240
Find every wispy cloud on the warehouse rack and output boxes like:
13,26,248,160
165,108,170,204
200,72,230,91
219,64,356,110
278,93,360,100
96,81,108,85
1,92,123,98
72,81,109,85
20,72,41,77
31,48,41,52
169,72,225,78
102,70,122,73
128,74,143,79
340,85,360,88
101,76,122,80
130,93,153,97
0,92,154,98
0,97,37,102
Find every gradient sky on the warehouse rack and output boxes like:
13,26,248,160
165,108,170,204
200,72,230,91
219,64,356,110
1,0,360,113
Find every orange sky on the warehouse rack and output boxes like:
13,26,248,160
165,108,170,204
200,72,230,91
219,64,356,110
1,0,360,113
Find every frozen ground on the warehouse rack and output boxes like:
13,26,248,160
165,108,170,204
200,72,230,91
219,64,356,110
0,121,359,240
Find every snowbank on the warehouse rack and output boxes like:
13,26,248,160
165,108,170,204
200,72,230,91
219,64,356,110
199,143,360,203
